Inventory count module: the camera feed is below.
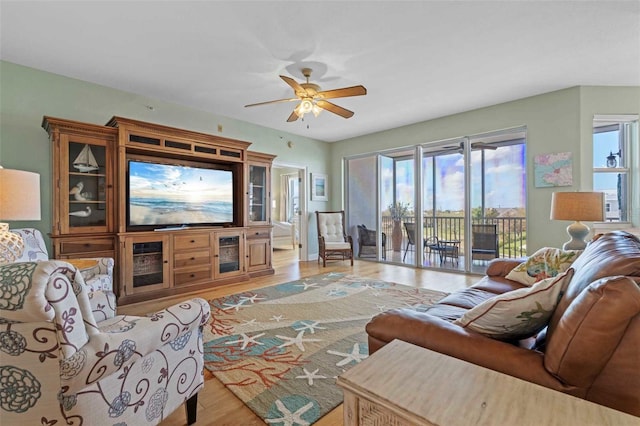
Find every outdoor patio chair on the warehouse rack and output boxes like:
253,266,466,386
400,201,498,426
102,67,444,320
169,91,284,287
316,210,354,267
471,223,499,262
357,224,386,259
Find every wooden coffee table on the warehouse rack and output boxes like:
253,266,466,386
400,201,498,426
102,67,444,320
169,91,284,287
336,339,637,425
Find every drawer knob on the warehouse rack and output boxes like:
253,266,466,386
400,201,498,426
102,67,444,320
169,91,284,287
190,240,195,243
190,273,195,278
191,257,196,260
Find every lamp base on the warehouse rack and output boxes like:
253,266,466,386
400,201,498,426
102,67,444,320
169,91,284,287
0,222,25,265
562,220,590,251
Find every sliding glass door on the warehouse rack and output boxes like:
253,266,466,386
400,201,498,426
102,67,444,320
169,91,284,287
345,127,527,272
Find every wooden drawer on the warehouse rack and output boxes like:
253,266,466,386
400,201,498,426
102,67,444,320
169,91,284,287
173,233,210,250
174,267,212,286
59,238,115,254
247,229,271,239
173,250,211,268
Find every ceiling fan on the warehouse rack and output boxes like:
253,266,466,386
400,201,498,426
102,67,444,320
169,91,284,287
244,68,367,122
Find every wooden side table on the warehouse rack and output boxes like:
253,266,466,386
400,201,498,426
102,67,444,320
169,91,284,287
336,340,638,426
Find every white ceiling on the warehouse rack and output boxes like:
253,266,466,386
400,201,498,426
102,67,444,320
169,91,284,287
1,1,639,142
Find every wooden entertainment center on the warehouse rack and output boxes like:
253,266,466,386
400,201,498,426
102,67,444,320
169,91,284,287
43,116,275,304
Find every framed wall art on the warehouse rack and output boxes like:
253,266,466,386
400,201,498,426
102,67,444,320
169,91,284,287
534,152,573,187
311,173,328,201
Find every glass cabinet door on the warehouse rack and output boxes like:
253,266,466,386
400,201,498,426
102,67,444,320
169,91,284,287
64,135,111,233
215,231,244,278
249,163,268,224
125,234,170,295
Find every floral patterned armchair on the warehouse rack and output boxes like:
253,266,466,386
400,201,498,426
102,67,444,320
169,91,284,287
11,227,116,321
0,260,211,425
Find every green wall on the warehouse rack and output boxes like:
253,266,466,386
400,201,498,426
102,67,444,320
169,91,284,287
2,60,638,256
0,60,330,251
331,86,640,252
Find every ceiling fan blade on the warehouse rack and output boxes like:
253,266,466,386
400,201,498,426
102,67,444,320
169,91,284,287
280,75,306,96
316,100,354,119
286,110,299,122
244,98,299,108
317,85,367,100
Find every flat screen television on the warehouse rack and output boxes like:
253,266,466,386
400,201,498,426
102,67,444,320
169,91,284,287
127,159,236,229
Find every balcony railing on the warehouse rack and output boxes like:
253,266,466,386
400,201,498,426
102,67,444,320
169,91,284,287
381,215,527,259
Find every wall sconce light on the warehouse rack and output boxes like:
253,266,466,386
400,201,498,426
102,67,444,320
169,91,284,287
606,150,621,168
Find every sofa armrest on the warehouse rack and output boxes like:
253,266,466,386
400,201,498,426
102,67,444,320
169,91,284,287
366,308,575,393
485,258,525,277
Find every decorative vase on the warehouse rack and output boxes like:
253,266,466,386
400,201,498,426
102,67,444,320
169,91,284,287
392,220,403,252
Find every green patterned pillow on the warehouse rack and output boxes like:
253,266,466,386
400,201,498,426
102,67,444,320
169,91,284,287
454,269,574,340
505,247,581,286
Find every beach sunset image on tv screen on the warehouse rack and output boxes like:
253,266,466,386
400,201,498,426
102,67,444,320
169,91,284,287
128,160,234,227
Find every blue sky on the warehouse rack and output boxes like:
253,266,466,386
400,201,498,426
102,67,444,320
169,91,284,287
384,144,526,212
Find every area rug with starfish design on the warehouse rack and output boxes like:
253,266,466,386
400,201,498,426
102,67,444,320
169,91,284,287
203,272,447,425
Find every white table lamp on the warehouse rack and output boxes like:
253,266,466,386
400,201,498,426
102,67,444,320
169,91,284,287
550,191,604,250
0,167,41,264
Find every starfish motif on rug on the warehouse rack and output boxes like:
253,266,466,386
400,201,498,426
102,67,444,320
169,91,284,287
265,400,314,426
224,332,265,350
222,300,249,311
327,343,368,366
293,321,326,334
295,368,327,386
375,304,388,312
276,331,322,352
239,294,266,304
326,288,344,296
295,282,320,291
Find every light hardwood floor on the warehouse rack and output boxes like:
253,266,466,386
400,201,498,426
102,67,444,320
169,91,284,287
118,248,478,426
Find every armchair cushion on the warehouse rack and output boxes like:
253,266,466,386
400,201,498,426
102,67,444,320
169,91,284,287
318,212,347,243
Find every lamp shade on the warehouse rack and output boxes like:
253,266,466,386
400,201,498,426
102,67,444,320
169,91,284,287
550,192,604,222
0,168,41,220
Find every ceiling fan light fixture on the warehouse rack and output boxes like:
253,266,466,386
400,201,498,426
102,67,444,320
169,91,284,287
300,99,313,114
245,68,366,122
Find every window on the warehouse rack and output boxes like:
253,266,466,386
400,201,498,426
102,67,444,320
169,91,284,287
593,115,638,223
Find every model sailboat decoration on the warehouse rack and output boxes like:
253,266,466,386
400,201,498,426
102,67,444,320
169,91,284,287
73,144,99,172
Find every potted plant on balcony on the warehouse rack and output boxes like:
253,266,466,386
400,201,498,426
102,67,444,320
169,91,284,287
389,202,410,251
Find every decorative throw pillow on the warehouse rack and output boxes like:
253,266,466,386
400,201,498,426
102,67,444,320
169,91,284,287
454,269,574,340
505,247,581,286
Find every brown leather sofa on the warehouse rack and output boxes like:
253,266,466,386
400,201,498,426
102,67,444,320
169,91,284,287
366,231,640,417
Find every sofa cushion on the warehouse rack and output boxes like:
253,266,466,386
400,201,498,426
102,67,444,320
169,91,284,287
453,269,574,340
544,275,640,390
548,231,640,337
505,247,581,286
437,287,507,310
